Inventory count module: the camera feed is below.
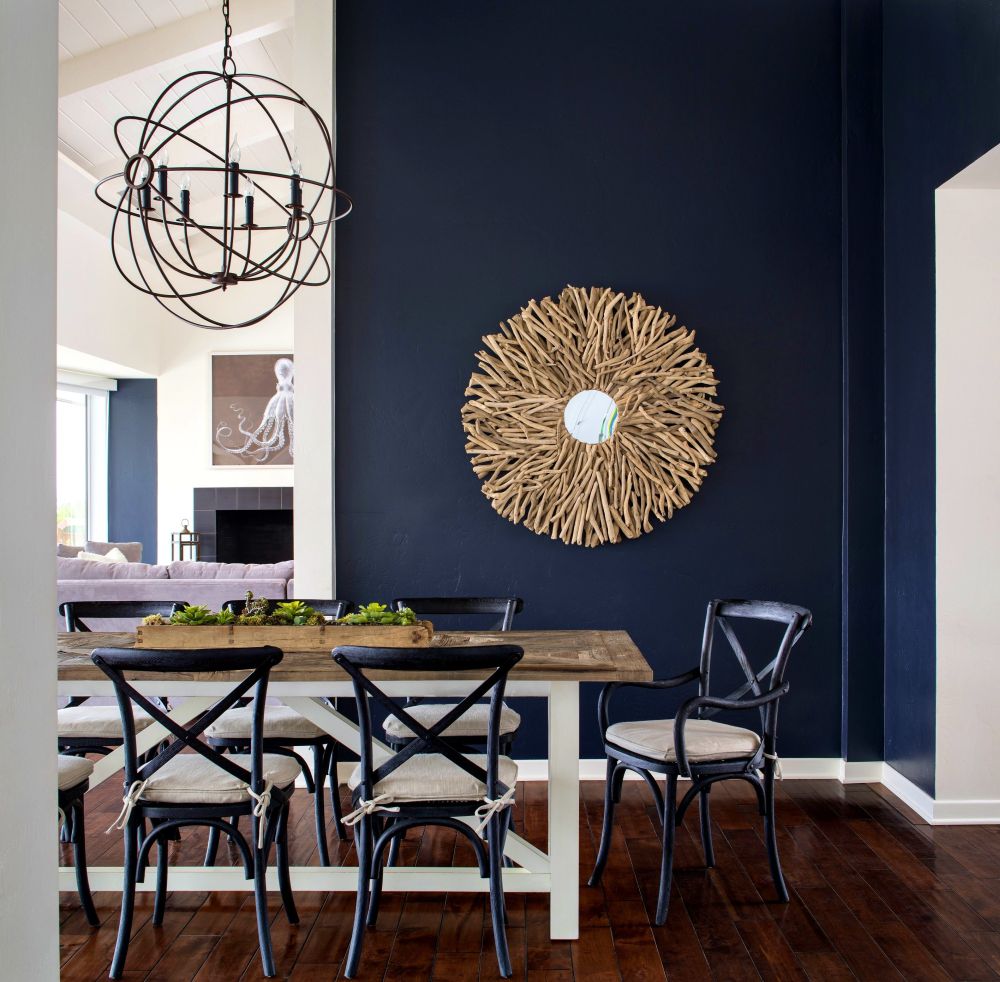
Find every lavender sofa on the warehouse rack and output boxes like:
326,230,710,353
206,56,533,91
56,558,295,628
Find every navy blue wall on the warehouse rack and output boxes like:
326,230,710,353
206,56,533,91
841,0,885,763
882,0,1000,795
108,379,157,563
335,1,845,760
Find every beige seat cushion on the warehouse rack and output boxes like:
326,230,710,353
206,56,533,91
383,703,521,740
138,753,300,805
348,753,518,802
57,754,94,791
58,705,153,739
606,718,761,764
206,705,325,741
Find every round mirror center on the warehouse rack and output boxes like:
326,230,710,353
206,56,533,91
563,390,619,444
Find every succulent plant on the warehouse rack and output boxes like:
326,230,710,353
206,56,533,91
273,600,322,625
170,605,218,626
141,613,168,626
337,602,417,626
214,608,236,625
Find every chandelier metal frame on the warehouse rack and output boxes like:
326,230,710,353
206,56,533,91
94,0,351,330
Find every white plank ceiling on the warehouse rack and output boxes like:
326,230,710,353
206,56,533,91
58,0,295,215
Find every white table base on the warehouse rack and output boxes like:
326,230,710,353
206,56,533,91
57,678,580,940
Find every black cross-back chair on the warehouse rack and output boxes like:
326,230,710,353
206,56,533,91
92,645,299,980
333,643,523,980
57,754,99,927
383,597,524,755
204,598,353,866
589,599,812,925
58,601,187,757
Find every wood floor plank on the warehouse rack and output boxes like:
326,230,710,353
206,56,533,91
58,776,1000,981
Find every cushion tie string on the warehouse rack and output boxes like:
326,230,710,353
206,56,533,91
107,780,148,833
474,786,516,836
247,782,274,849
764,751,782,780
342,794,399,828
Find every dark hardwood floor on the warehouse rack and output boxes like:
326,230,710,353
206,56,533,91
59,777,1000,980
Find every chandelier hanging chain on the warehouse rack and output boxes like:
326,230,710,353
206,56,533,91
94,1,351,330
221,0,236,77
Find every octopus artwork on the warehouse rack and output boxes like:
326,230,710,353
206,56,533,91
214,356,294,464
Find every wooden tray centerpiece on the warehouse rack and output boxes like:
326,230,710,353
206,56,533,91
136,598,433,650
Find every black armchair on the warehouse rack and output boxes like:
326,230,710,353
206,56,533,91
589,599,811,925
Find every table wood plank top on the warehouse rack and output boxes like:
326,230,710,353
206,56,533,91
57,630,653,683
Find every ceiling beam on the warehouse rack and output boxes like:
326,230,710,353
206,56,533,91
59,0,293,99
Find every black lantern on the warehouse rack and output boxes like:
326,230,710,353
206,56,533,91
171,520,201,562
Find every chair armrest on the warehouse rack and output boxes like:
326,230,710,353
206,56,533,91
672,682,790,777
596,668,701,736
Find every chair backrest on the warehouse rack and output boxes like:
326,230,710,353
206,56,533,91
332,644,523,801
391,597,523,632
223,598,349,619
59,600,188,632
698,599,812,735
91,645,283,793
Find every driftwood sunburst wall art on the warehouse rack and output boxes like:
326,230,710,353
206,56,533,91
461,285,723,547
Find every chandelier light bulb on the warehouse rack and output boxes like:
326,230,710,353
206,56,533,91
229,136,241,164
244,176,256,199
156,151,169,168
179,174,191,192
290,148,302,175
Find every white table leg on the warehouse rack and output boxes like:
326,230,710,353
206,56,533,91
548,680,579,939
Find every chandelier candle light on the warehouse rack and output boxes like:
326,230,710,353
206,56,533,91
95,0,351,330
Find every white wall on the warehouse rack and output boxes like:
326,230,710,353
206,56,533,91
0,0,60,975
935,167,1000,809
292,0,335,596
57,209,164,376
155,308,294,562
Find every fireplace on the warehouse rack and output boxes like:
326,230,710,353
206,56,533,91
192,486,293,563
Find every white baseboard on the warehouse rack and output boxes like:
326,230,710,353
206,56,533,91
328,757,1000,826
881,764,1000,824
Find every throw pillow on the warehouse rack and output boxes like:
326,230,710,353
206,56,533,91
77,548,128,564
85,540,143,563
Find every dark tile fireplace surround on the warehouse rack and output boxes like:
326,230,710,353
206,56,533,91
192,486,293,564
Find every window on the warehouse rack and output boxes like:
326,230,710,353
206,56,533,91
56,384,109,545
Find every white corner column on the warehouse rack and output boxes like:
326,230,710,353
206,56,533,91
935,154,1000,821
0,1,60,976
292,0,336,597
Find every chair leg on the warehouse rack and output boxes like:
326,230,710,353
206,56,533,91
588,756,620,887
654,774,677,926
136,817,149,880
344,816,372,979
252,816,276,978
386,823,401,867
763,771,789,902
366,818,385,928
328,741,347,841
152,827,169,926
699,787,715,868
276,803,299,924
488,813,513,978
204,824,221,866
70,798,99,927
312,743,331,866
110,820,139,979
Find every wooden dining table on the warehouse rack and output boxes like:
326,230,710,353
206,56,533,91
57,628,653,941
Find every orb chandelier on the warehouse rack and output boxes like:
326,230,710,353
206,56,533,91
94,0,351,330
